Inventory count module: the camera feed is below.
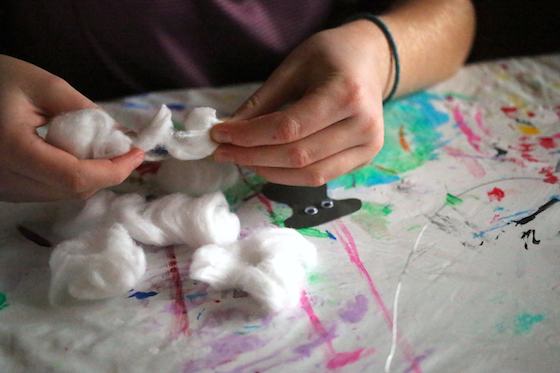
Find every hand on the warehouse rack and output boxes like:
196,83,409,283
211,20,391,186
0,55,144,202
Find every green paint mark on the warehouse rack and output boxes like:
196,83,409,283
224,174,265,206
307,272,322,284
351,201,394,239
329,91,449,189
514,313,545,335
360,201,393,216
445,193,463,206
0,292,8,310
297,227,331,238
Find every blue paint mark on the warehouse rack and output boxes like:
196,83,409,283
123,101,151,109
166,103,187,111
326,230,337,240
185,291,208,302
494,206,505,212
128,291,158,300
196,308,206,320
473,209,532,238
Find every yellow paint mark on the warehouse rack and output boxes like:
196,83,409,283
517,123,540,135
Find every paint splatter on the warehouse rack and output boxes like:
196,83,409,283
338,295,368,323
452,105,482,152
166,247,190,338
521,229,540,250
351,202,393,238
329,92,448,189
539,166,558,184
487,187,505,202
0,292,8,310
399,126,411,152
539,137,556,149
514,313,545,335
128,291,158,300
445,193,463,206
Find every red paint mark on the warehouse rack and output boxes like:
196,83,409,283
452,106,482,152
487,187,505,202
300,291,372,370
135,161,161,176
334,222,422,373
539,167,558,184
517,138,539,162
501,106,517,115
539,137,556,149
399,126,411,152
166,247,190,338
256,194,273,215
527,111,535,117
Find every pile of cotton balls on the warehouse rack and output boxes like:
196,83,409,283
46,105,317,312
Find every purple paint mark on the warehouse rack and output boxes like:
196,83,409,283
128,291,158,300
338,295,368,323
183,335,266,372
294,325,337,357
334,222,422,373
452,106,482,152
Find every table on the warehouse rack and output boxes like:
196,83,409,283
1,55,559,373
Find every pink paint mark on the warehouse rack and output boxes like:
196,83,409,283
539,137,556,149
327,349,366,369
452,106,482,152
444,147,486,178
300,291,372,370
334,222,422,373
487,187,505,202
256,194,274,215
474,110,491,136
166,247,190,338
539,167,558,184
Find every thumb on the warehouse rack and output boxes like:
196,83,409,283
232,62,301,121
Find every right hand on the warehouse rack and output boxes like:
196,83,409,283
0,55,144,202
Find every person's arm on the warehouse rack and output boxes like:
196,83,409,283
0,55,144,202
211,0,475,186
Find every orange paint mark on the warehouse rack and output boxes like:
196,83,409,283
517,123,540,135
399,126,411,152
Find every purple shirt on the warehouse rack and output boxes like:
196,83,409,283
1,1,388,100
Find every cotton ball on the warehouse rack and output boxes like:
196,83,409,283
113,192,240,248
49,223,146,304
190,227,317,311
134,104,173,155
156,158,239,196
53,190,118,240
46,108,132,159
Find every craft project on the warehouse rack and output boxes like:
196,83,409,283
46,104,220,161
190,227,318,311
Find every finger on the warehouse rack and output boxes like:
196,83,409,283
25,72,95,118
232,61,301,120
253,144,377,186
214,115,381,168
12,134,144,193
212,78,360,147
0,170,69,202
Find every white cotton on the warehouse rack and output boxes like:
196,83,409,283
112,192,240,247
53,190,118,240
190,227,317,311
155,158,239,196
133,105,220,161
46,104,220,161
46,109,132,159
49,223,146,304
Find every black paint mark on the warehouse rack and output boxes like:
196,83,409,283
493,145,508,157
16,225,52,247
514,197,559,225
521,229,541,250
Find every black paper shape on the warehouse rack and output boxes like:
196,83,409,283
261,183,362,229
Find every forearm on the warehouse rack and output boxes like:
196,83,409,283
351,0,475,99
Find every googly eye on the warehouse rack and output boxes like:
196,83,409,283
304,206,319,215
321,199,334,209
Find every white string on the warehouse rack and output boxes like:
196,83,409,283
384,223,428,373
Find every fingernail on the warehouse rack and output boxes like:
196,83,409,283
214,149,233,163
212,127,232,144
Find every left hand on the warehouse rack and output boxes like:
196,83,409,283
211,20,391,186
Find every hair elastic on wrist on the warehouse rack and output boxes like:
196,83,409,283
345,13,400,104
